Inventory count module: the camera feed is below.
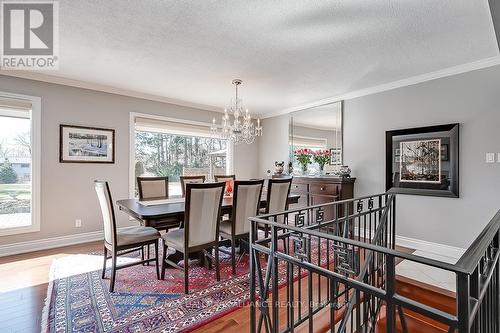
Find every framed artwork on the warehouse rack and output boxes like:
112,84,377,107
330,147,342,165
386,123,459,198
60,125,115,163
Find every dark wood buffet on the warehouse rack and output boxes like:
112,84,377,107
290,176,356,220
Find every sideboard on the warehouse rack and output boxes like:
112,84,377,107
290,176,356,220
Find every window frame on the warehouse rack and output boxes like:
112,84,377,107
0,91,41,237
129,112,234,198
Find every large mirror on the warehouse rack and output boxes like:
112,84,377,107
289,101,343,176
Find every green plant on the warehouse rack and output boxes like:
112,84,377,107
0,160,18,184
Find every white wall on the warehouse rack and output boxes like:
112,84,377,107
344,65,500,249
0,75,259,245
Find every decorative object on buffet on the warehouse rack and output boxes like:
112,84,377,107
312,150,332,175
211,79,262,144
385,123,459,198
294,148,312,174
274,161,285,175
335,165,351,178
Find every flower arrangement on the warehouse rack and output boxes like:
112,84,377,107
294,148,313,173
313,149,332,172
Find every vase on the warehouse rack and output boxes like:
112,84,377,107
301,164,308,175
318,166,325,176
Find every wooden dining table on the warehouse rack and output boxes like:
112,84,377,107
116,193,301,230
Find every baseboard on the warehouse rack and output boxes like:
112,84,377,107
395,235,466,260
353,227,466,261
0,230,106,257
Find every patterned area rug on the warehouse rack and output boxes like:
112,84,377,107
42,241,333,333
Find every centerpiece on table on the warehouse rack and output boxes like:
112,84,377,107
294,148,313,174
313,149,332,175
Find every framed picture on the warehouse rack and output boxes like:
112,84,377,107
330,147,342,165
386,123,459,198
60,125,115,163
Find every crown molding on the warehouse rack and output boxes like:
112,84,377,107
0,70,223,113
263,56,500,119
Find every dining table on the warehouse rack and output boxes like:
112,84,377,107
116,192,301,230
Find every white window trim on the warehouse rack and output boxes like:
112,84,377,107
0,91,41,237
129,112,234,198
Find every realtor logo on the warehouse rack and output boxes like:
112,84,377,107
1,1,59,70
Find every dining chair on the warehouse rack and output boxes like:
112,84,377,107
137,176,168,199
260,177,293,250
265,177,293,216
180,175,206,197
214,174,236,183
219,179,264,274
161,182,225,294
95,181,161,292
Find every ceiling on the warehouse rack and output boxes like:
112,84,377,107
2,0,499,116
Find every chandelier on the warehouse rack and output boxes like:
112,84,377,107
211,79,262,144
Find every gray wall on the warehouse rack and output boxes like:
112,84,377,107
259,65,500,249
344,65,500,249
258,114,290,177
0,75,259,245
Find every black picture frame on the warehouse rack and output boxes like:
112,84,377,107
59,124,115,163
385,123,459,198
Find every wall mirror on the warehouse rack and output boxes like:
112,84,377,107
289,101,343,176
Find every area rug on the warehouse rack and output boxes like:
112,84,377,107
42,240,334,333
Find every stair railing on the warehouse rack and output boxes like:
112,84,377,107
249,192,500,333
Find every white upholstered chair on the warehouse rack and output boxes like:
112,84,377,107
137,176,168,199
161,182,225,293
180,175,206,197
219,179,264,274
95,181,161,292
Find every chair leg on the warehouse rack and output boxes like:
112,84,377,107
161,241,167,280
184,252,189,294
215,246,221,281
147,244,151,266
102,246,108,279
231,237,236,275
141,246,145,265
154,241,160,280
110,251,117,293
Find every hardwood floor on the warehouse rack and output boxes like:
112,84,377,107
0,241,416,333
0,241,102,333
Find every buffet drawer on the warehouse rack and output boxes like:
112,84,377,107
291,182,308,193
310,183,338,195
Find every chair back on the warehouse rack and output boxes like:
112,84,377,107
137,176,168,199
231,179,264,235
214,175,236,183
184,182,224,248
180,175,206,197
265,177,293,221
94,181,117,246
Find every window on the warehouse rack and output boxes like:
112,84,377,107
0,94,40,235
131,114,231,196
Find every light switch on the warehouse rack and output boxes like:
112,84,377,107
486,153,495,163
498,153,500,163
